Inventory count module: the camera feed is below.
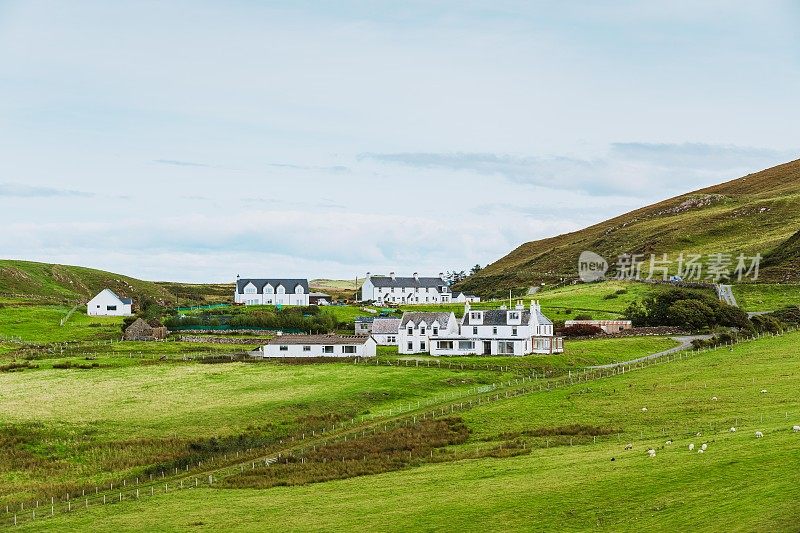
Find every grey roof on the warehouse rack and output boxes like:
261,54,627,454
400,312,453,328
354,316,375,323
369,275,448,290
463,309,531,326
236,278,309,294
534,309,553,326
371,318,401,334
308,292,330,298
104,289,132,305
265,334,372,345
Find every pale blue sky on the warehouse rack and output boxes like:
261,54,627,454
1,1,798,282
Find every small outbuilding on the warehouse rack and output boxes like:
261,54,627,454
124,318,168,341
563,319,632,333
87,289,133,316
260,334,376,358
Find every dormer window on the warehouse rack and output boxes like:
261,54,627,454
407,326,413,335
433,327,438,335
265,285,274,294
244,286,257,294
420,326,426,335
295,285,304,294
509,312,519,321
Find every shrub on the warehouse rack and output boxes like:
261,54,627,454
561,324,603,337
573,313,593,321
603,293,618,300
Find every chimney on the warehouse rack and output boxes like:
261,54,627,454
390,272,396,280
413,272,419,281
515,300,524,311
366,272,371,278
439,272,444,279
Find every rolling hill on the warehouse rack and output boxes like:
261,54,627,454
458,159,800,296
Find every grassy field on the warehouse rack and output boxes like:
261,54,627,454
14,331,800,531
732,283,800,312
0,300,123,343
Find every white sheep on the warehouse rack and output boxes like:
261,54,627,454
701,443,708,451
697,448,704,454
647,448,656,457
641,407,648,412
711,396,718,401
696,432,702,437
755,431,764,438
665,440,672,445
730,427,736,432
688,443,695,451
793,425,800,433
624,443,633,450
760,389,768,394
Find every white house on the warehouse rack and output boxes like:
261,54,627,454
359,272,452,305
451,291,481,303
260,334,376,357
398,312,459,354
86,289,133,316
429,301,563,356
371,317,401,346
234,277,310,306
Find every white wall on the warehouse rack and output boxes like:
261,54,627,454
86,290,132,316
262,338,376,357
235,283,309,306
397,313,458,354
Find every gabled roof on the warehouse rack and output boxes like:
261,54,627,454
462,310,531,326
265,334,372,345
236,278,309,294
400,312,453,328
95,289,132,305
371,318,401,334
368,275,447,290
533,309,553,326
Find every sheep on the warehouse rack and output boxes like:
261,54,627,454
730,427,736,432
696,432,702,437
688,443,695,451
665,440,673,445
793,425,800,433
755,431,764,438
624,443,633,450
698,448,704,454
760,389,768,394
647,448,656,458
701,443,708,451
711,396,718,401
641,407,648,412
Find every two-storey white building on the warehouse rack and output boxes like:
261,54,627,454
424,301,563,356
359,272,452,305
234,277,310,306
397,312,459,354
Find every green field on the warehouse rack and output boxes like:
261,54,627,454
732,283,800,312
0,301,123,343
11,331,799,531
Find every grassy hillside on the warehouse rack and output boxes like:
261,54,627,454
459,159,800,296
0,260,174,304
14,331,799,531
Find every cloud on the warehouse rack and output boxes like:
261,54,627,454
153,159,211,168
267,163,350,173
0,182,93,198
610,143,794,170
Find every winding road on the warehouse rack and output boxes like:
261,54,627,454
590,335,713,369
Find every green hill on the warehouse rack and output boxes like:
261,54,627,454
458,159,800,296
0,259,177,304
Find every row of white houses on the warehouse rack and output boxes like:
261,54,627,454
358,272,479,305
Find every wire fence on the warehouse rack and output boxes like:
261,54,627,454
3,328,796,527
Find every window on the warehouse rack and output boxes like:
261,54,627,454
276,285,285,294
342,346,357,354
509,312,519,320
279,345,288,352
420,341,426,350
420,326,426,335
407,342,413,351
498,341,514,354
387,336,396,343
96,305,100,308
438,341,454,349
433,327,438,335
107,305,117,311
408,327,413,335
265,285,274,294
322,346,334,354
492,327,498,335
458,341,474,350
303,346,311,352
473,327,478,335
512,327,517,336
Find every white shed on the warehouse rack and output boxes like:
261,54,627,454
87,289,133,316
260,334,377,358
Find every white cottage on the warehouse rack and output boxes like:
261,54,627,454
451,291,481,303
371,317,402,346
260,334,376,357
86,289,133,316
359,272,452,305
397,312,459,354
429,301,563,356
234,277,310,306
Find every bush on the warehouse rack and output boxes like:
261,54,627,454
561,324,603,337
624,287,753,332
573,313,593,321
603,293,618,300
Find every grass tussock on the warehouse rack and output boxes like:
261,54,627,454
0,360,37,372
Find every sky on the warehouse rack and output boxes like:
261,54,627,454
1,1,798,282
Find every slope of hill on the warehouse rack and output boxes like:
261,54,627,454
0,260,177,304
458,159,800,296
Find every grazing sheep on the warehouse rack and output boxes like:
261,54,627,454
688,443,695,451
641,407,648,412
696,432,702,437
730,427,736,432
701,443,708,451
755,431,764,438
624,443,633,450
792,425,800,433
760,389,768,394
711,396,718,401
647,448,656,457
665,440,673,445
698,448,704,454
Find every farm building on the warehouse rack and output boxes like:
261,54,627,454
124,318,168,341
451,291,481,303
564,319,632,333
260,334,377,357
234,276,310,306
359,272,453,305
87,289,133,316
371,317,401,346
398,312,459,354
354,316,374,334
309,292,331,305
